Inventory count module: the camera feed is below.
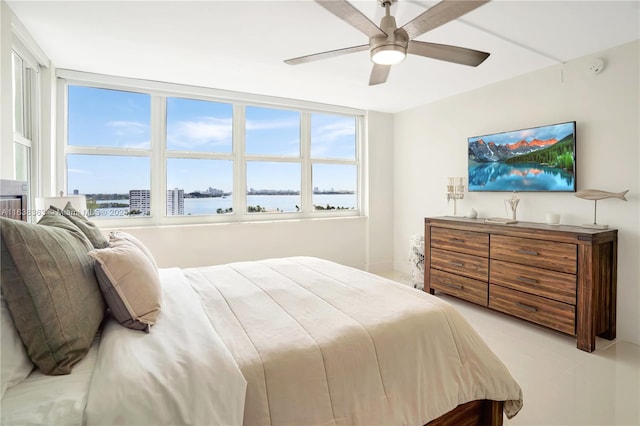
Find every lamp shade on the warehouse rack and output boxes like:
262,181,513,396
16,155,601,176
35,195,88,221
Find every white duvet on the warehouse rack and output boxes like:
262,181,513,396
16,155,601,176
184,257,522,425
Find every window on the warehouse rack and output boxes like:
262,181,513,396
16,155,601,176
64,86,151,218
247,161,301,213
165,97,234,217
60,72,362,225
12,49,39,187
311,113,357,211
166,97,232,153
246,106,300,156
67,154,151,217
166,158,233,216
68,86,151,149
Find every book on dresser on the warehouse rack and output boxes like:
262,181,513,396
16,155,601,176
424,216,618,352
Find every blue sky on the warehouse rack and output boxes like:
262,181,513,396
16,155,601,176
67,86,357,194
468,122,575,146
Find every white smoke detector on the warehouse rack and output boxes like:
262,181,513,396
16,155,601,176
588,58,605,75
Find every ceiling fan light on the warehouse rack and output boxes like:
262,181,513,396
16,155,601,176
371,45,406,65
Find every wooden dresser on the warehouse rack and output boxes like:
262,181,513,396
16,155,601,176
424,216,618,352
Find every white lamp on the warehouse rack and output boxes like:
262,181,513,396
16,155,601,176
35,192,88,221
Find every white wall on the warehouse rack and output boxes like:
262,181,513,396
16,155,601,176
1,1,14,179
393,40,640,345
365,111,395,272
105,217,367,269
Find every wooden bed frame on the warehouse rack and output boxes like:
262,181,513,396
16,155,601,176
427,399,504,426
0,179,507,426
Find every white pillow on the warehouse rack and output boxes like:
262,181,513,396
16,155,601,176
1,296,34,398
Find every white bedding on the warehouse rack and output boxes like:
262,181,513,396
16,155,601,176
84,267,247,425
1,337,99,425
185,256,523,425
2,256,522,426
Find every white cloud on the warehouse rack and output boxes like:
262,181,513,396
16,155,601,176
167,117,232,149
246,118,298,131
68,168,90,174
107,120,147,134
122,140,151,149
313,121,355,144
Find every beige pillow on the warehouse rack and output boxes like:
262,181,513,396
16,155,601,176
109,231,157,268
88,239,162,332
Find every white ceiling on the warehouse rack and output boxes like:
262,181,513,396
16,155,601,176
7,0,640,113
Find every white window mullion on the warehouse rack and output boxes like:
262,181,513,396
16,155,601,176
357,115,365,213
233,104,246,217
65,146,152,157
300,112,312,216
151,95,166,225
56,77,67,196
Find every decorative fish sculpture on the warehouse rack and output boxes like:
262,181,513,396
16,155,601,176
575,189,629,201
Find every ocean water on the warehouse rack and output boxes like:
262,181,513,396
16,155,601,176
92,194,356,217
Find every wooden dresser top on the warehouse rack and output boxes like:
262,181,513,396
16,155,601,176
425,216,617,245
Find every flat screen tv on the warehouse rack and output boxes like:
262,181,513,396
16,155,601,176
468,121,576,192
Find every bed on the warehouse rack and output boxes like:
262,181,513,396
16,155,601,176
0,179,522,425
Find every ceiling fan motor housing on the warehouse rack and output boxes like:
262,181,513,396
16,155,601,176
370,15,409,63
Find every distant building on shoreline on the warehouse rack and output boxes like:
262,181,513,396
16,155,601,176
167,188,185,215
129,190,151,215
129,188,185,216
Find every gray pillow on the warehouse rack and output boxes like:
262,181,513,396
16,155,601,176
54,202,109,249
0,213,105,375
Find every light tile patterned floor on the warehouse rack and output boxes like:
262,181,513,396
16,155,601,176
376,270,640,426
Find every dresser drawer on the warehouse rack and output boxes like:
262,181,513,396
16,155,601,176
431,227,489,257
431,248,488,281
431,269,488,306
489,284,575,335
490,259,576,305
490,235,577,274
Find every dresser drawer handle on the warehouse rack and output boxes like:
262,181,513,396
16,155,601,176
449,261,464,267
449,238,465,243
517,276,539,284
516,302,539,312
445,283,464,291
516,249,539,256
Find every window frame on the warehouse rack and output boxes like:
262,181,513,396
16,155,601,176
57,70,365,227
11,37,42,216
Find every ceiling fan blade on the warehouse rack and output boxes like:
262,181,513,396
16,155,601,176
408,40,489,66
315,0,386,38
284,44,369,65
369,64,391,86
399,0,490,40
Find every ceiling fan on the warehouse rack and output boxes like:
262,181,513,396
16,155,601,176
284,0,491,86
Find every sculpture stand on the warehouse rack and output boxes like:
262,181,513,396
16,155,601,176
581,199,609,229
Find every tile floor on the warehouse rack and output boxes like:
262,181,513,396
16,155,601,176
377,271,640,426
